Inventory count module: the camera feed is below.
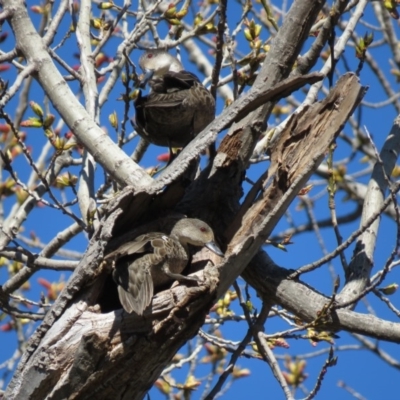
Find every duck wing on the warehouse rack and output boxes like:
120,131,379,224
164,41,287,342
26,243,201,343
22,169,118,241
106,233,161,259
111,233,170,315
150,71,201,92
138,89,188,109
113,255,154,315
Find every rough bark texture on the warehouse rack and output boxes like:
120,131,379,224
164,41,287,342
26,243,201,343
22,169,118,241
5,73,369,400
8,1,387,399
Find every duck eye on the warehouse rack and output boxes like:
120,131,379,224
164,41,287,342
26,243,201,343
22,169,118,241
147,54,153,59
200,227,207,232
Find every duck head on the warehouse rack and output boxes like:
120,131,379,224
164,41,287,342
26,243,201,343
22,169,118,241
171,218,224,257
139,49,183,88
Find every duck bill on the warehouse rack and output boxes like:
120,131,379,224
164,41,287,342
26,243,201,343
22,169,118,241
139,68,154,88
205,241,224,257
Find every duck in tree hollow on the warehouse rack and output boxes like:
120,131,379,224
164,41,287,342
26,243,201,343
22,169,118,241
108,218,223,315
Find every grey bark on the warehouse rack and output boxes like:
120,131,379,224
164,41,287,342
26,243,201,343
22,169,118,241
5,2,392,400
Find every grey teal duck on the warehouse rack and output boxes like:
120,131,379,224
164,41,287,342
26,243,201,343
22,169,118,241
108,218,223,315
134,49,216,148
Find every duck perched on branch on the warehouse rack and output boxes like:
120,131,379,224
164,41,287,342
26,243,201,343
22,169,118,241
108,218,223,315
134,49,215,149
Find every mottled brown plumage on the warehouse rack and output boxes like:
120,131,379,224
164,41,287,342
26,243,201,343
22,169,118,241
134,49,215,148
108,218,223,315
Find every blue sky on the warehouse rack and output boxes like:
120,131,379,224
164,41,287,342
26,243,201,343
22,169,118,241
1,1,400,399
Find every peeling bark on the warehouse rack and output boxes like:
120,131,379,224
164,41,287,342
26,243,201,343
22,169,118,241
5,73,367,400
